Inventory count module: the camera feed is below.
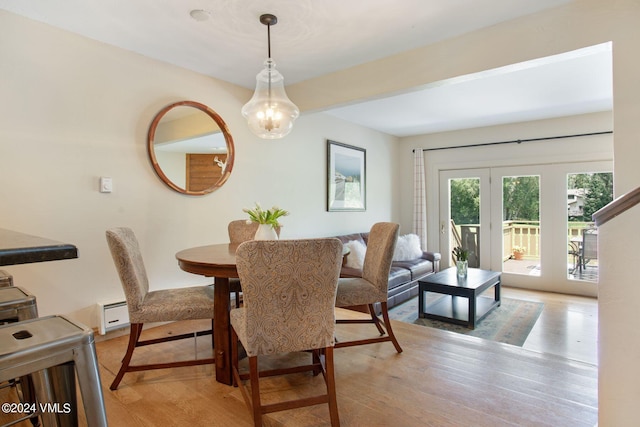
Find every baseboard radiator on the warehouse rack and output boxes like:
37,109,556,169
97,300,130,335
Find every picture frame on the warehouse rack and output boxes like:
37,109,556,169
327,140,366,211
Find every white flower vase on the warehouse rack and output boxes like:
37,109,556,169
254,224,278,240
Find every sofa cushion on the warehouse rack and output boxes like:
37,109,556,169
344,239,366,269
387,267,412,290
340,263,412,289
335,233,367,246
392,258,434,280
393,233,422,261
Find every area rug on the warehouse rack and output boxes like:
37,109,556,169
388,296,543,346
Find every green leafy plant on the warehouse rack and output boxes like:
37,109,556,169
452,246,468,262
243,202,289,228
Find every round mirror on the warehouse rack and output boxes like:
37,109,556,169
147,100,235,195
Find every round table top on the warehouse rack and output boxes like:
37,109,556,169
175,243,240,278
176,239,348,277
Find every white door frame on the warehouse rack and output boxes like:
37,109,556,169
438,161,610,296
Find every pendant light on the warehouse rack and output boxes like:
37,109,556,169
241,14,299,139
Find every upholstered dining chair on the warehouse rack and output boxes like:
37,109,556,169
334,222,403,353
231,238,343,427
228,219,259,243
106,227,215,390
227,219,280,308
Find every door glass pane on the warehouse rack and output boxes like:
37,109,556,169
567,172,612,282
449,178,480,267
502,175,540,275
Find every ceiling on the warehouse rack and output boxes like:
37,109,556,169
326,44,612,136
0,0,613,136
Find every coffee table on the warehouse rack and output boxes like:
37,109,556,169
418,267,501,329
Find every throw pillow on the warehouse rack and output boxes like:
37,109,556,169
393,233,422,261
344,240,366,270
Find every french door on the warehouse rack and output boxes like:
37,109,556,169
439,169,491,270
439,162,610,295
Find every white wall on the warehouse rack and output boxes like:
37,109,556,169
598,202,639,426
0,11,400,328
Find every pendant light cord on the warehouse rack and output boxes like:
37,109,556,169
266,22,272,100
267,22,271,58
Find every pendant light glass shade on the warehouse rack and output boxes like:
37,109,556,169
242,14,299,139
242,60,299,139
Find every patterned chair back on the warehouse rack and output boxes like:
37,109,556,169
234,238,343,356
105,227,149,312
362,222,400,296
228,219,281,243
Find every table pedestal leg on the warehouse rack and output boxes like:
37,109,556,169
213,277,232,385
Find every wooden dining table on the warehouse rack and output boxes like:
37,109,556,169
176,241,351,385
175,243,240,385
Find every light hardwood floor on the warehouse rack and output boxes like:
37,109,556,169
502,287,598,365
1,288,598,426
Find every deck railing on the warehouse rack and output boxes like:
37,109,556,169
453,221,595,261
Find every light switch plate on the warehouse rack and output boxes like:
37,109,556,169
100,176,113,193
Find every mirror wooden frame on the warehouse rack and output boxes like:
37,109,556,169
147,100,235,195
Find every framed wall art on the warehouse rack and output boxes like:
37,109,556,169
327,140,366,211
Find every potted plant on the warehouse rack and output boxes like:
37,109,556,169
512,246,526,260
243,202,289,240
452,246,469,278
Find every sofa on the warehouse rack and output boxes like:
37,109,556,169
333,232,441,312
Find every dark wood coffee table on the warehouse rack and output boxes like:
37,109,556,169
418,267,501,329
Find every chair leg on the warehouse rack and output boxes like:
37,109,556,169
234,291,241,308
369,304,385,335
324,347,341,427
110,322,143,390
231,328,239,387
335,302,402,353
249,356,262,427
380,302,403,353
210,319,215,349
235,348,340,426
110,321,216,390
74,338,108,426
312,350,322,376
